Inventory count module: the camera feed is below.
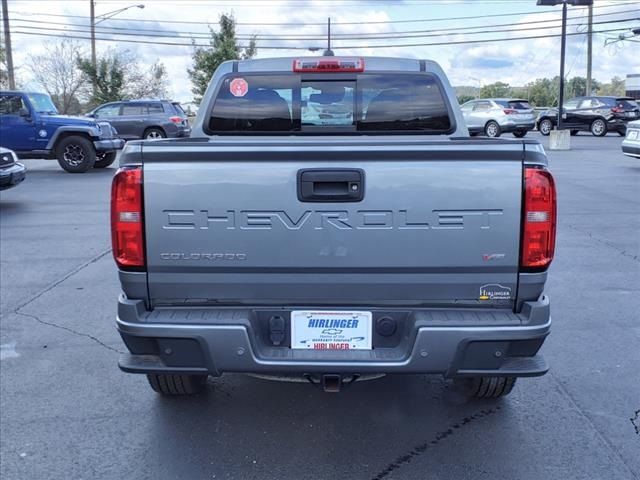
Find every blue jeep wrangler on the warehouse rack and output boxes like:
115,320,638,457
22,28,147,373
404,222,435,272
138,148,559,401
0,91,125,173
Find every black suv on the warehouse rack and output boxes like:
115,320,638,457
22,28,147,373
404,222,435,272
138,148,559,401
86,100,190,140
536,96,640,137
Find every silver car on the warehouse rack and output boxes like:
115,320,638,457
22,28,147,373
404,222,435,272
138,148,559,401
460,98,536,138
622,119,640,158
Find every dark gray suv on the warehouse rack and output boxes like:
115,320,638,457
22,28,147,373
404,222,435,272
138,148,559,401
87,100,191,140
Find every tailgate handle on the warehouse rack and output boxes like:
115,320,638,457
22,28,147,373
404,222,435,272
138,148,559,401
297,169,364,203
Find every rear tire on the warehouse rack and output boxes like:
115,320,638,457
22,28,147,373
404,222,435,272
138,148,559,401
55,135,96,173
147,374,207,395
454,376,517,399
590,118,608,137
512,129,527,138
570,130,579,136
538,119,553,136
143,127,166,140
94,152,117,168
484,121,501,138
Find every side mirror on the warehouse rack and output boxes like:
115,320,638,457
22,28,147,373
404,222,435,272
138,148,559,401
18,107,31,118
86,113,96,118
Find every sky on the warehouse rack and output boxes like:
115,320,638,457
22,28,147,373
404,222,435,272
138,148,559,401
5,0,640,103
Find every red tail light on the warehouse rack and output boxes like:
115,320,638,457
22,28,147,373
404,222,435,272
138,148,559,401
504,108,518,115
111,166,145,270
521,167,556,271
169,116,183,124
611,106,624,114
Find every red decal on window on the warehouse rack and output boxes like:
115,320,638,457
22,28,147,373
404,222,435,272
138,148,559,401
230,78,248,97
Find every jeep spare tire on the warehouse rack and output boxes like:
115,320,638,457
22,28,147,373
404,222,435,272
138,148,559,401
55,135,96,173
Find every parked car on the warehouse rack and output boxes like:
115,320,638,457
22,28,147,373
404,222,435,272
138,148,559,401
459,98,536,138
536,96,640,137
114,57,555,399
0,91,124,173
86,100,191,140
622,119,640,158
0,147,26,190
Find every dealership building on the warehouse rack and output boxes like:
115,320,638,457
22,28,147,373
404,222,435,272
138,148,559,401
626,74,640,100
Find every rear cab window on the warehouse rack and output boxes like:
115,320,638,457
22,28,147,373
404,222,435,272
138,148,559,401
207,73,453,135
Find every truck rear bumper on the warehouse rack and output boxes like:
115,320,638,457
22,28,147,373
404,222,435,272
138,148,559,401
117,295,551,378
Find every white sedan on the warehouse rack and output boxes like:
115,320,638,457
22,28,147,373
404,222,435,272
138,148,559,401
622,120,640,158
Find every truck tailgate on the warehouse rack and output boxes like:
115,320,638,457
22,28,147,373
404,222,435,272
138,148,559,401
142,140,523,307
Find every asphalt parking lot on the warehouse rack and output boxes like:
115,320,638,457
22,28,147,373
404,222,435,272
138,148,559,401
1,132,639,480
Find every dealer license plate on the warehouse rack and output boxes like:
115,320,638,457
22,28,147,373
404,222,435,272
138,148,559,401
290,310,372,350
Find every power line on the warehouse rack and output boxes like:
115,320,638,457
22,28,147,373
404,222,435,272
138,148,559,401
10,7,639,40
11,16,638,44
8,1,638,26
12,26,633,50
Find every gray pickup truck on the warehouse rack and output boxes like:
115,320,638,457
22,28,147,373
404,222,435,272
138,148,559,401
112,57,556,398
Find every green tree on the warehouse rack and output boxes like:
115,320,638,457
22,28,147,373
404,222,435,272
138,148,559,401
77,52,126,106
525,77,559,107
479,81,511,98
188,13,257,103
78,49,171,107
457,94,475,104
566,76,587,98
597,76,625,96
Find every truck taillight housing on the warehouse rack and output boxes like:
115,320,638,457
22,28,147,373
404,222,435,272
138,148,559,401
111,166,145,270
521,167,556,271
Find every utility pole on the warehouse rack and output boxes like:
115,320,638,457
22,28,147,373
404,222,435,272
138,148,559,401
557,1,568,130
586,3,593,95
1,0,16,89
90,0,96,95
323,17,334,56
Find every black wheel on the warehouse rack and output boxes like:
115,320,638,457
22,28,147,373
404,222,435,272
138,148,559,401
570,130,579,136
618,130,626,137
454,376,517,399
143,127,166,140
484,121,501,138
512,129,527,138
538,118,553,136
55,135,96,173
147,374,207,395
590,118,607,137
94,152,117,168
